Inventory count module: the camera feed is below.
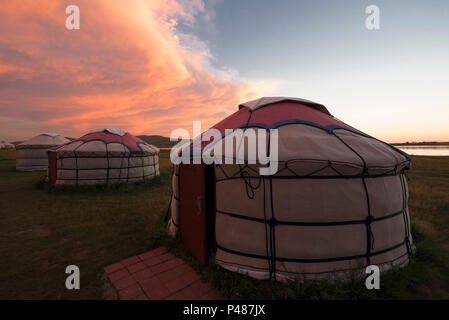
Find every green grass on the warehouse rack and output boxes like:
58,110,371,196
0,149,173,299
0,150,448,299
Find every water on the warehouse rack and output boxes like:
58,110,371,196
396,145,449,156
159,146,449,156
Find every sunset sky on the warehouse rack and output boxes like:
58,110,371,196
0,0,448,143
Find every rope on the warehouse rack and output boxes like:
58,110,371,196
72,141,85,186
216,239,406,264
216,171,401,181
105,143,110,184
400,174,412,255
240,171,262,199
216,208,404,226
332,132,375,265
216,250,410,277
262,177,270,278
141,156,145,181
164,194,173,223
126,153,131,183
268,177,277,280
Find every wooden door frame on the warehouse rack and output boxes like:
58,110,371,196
178,163,216,265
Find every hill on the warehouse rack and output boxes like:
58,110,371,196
137,135,183,148
392,141,449,146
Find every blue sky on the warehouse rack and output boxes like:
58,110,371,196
1,1,447,142
181,0,449,142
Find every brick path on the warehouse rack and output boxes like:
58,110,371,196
104,247,219,300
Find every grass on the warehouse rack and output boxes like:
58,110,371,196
0,149,173,299
0,150,448,299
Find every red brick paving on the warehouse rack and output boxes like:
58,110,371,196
104,247,220,300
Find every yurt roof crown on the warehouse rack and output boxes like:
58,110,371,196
61,128,154,154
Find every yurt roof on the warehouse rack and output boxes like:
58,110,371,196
17,133,70,148
88,128,127,137
187,97,410,165
41,133,61,137
239,97,331,115
57,128,158,154
213,97,358,136
0,141,15,148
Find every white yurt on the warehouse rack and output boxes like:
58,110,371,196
169,97,414,282
0,141,15,149
48,128,160,185
16,133,70,171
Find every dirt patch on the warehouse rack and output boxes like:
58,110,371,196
33,225,52,237
102,273,118,300
13,225,52,237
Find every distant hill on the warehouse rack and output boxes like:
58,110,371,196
392,142,449,146
137,135,187,148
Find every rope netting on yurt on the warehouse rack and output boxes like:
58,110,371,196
48,128,160,185
169,97,414,282
0,141,15,149
16,133,70,171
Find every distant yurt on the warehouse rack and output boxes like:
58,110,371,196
48,128,159,185
169,97,414,282
0,141,15,149
16,133,69,171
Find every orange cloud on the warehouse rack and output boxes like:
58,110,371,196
0,0,269,141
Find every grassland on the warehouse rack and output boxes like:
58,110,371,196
0,149,448,299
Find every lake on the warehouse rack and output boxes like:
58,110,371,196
396,145,449,156
159,146,449,156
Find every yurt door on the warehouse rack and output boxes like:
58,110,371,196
47,150,57,185
179,164,208,264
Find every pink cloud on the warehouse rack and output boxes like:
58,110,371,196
0,0,270,141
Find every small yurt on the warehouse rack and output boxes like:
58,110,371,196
169,97,413,282
0,141,15,149
16,133,69,171
48,128,159,185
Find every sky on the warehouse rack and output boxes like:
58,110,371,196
0,0,448,143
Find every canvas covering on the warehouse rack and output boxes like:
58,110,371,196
0,141,15,149
51,130,160,185
16,134,69,171
168,97,413,281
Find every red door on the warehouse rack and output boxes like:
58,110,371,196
47,150,57,185
179,164,208,264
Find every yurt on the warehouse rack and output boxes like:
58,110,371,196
16,133,69,171
169,97,413,282
0,141,15,149
47,128,159,185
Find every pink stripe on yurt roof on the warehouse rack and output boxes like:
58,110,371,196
71,131,144,152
